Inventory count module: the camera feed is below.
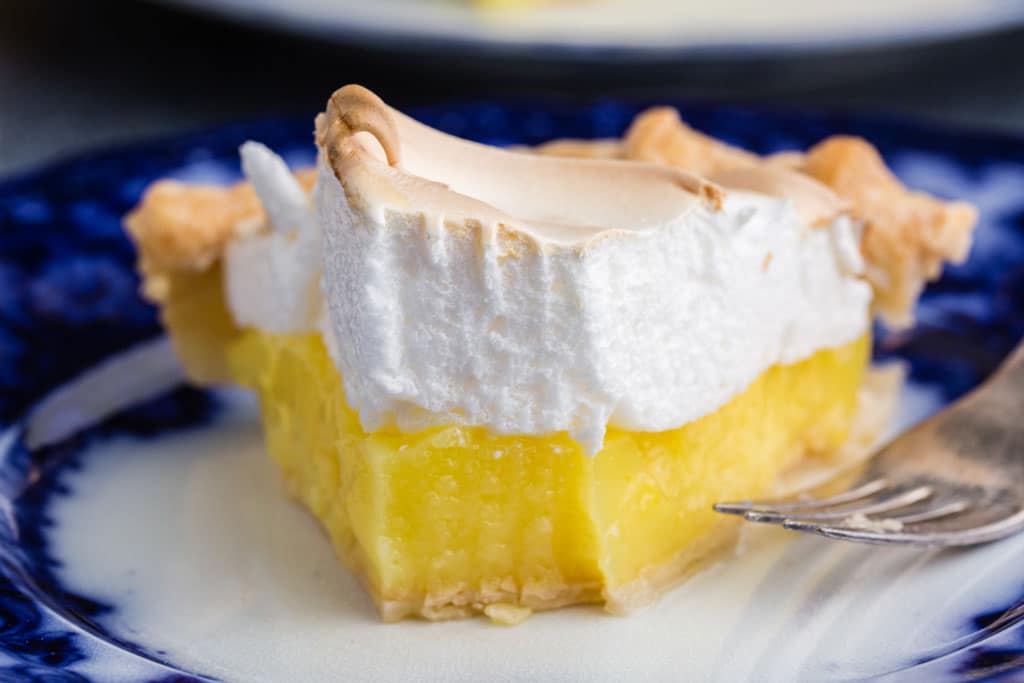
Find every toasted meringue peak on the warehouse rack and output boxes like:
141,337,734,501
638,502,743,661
316,84,724,248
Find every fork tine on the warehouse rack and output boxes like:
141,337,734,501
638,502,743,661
890,500,971,525
745,485,933,524
781,499,968,534
813,527,937,545
814,510,1024,546
784,505,1024,546
713,478,888,516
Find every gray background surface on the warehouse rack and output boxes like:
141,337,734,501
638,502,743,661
2,0,1023,178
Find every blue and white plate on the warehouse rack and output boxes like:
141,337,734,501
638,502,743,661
0,101,1022,682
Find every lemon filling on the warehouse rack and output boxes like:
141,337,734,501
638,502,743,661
226,328,868,621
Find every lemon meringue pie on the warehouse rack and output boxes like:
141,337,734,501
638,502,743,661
125,86,976,622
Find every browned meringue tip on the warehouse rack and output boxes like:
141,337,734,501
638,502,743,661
699,181,725,211
320,84,402,174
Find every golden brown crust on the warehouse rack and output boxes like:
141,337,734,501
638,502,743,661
126,181,260,276
377,581,602,623
800,136,977,326
539,109,978,327
623,107,761,175
125,169,317,277
125,169,316,384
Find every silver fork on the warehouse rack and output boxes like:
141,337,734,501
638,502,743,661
715,340,1024,546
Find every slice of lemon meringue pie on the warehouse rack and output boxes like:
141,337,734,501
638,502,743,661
125,86,976,623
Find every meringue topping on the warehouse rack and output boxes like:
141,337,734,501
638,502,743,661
296,85,871,453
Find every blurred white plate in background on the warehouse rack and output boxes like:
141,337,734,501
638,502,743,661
158,0,1023,58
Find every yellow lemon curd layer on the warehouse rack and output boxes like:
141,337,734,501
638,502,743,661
225,327,869,621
